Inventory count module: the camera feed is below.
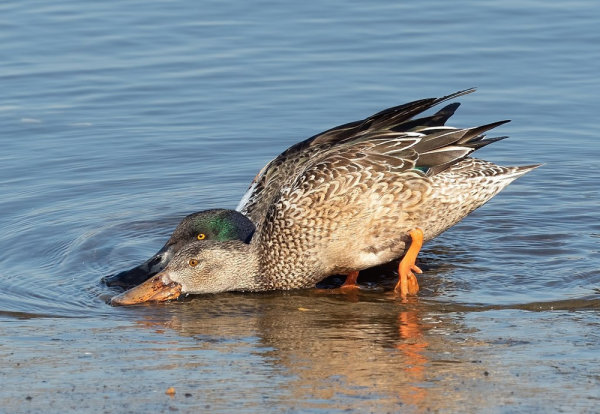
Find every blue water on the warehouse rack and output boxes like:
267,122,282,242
1,0,599,412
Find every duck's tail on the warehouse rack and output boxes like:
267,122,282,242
421,160,542,241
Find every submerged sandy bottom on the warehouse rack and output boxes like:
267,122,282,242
2,292,599,413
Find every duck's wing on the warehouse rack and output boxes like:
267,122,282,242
259,129,466,230
253,117,514,279
251,132,424,280
304,88,474,145
236,143,328,225
237,89,476,224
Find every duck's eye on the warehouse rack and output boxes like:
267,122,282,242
189,259,199,267
197,233,206,240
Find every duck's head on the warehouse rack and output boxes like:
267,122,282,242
110,239,257,305
102,209,254,289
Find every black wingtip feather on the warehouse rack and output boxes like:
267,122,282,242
462,136,508,149
457,120,511,143
391,102,463,133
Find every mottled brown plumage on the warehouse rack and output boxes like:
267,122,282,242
237,89,480,226
107,90,480,290
111,90,539,304
248,140,537,291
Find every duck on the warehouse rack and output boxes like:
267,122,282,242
104,89,480,290
110,89,539,305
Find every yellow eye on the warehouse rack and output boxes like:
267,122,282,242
197,233,206,240
189,259,199,267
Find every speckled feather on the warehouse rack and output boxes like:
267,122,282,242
251,134,538,290
142,90,540,295
107,90,479,291
237,89,478,226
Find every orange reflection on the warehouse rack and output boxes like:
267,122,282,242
396,309,430,409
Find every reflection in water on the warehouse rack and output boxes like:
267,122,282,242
124,293,493,412
397,310,430,408
114,290,600,411
2,292,599,412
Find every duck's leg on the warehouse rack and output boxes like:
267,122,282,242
394,228,424,297
340,271,360,291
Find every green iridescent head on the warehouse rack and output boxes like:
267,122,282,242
168,209,255,246
103,209,255,289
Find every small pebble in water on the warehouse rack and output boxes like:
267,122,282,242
166,387,176,395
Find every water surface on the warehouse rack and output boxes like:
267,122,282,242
1,0,599,412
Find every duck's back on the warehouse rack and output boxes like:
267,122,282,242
249,95,538,290
237,89,476,226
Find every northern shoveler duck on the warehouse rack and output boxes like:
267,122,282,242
105,89,477,290
110,89,539,305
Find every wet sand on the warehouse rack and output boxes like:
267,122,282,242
2,291,599,413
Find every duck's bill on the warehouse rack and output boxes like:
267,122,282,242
102,244,176,289
110,272,182,306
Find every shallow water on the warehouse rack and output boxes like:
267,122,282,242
1,0,599,412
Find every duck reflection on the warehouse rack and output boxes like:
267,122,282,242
126,282,489,412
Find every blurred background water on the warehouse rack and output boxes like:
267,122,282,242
1,0,599,412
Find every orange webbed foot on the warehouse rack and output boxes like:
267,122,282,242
394,228,424,297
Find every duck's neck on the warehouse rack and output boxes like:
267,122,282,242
219,242,263,292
